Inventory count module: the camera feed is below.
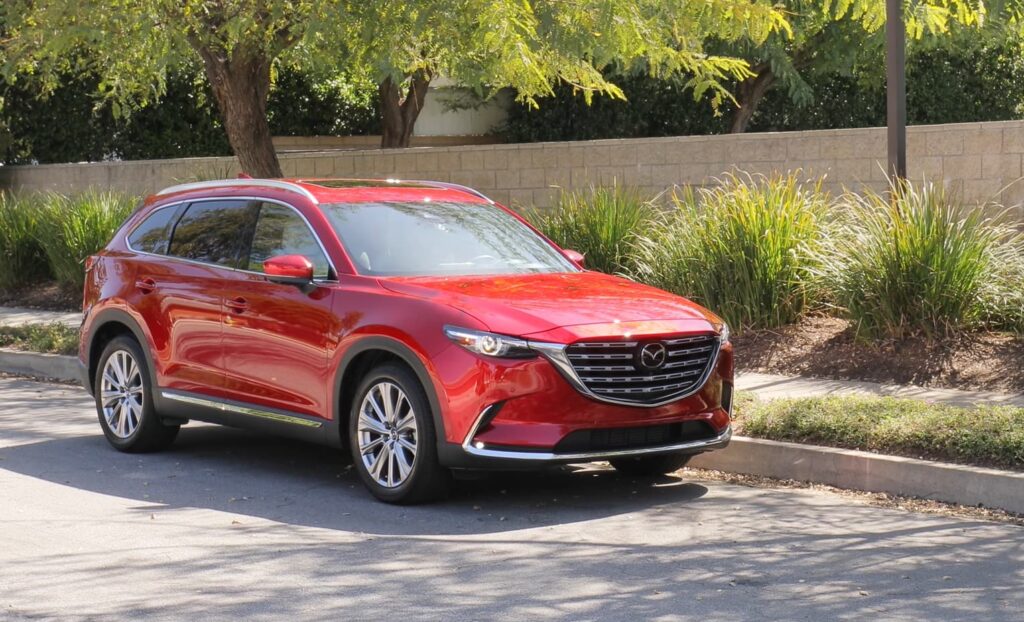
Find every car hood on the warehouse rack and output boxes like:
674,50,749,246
380,271,721,342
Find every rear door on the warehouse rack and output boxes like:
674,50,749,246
131,198,256,395
219,200,336,419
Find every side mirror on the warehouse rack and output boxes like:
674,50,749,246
563,249,585,267
263,254,314,285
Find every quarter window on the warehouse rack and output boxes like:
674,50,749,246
167,200,253,267
127,206,178,254
247,202,331,278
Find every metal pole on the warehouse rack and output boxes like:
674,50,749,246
886,0,907,180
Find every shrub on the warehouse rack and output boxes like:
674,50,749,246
631,172,830,332
0,192,51,290
35,191,136,291
0,322,79,355
527,185,657,275
822,181,1020,340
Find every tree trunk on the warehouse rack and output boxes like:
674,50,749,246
197,46,282,177
729,66,776,134
379,71,431,149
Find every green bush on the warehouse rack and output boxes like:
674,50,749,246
737,394,1024,470
0,322,79,355
527,185,657,275
821,181,1020,339
35,191,136,291
631,172,830,332
0,192,51,290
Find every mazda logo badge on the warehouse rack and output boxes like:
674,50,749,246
637,342,668,370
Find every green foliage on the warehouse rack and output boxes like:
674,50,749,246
34,192,136,291
631,173,830,332
527,185,657,275
0,322,79,355
820,181,1021,340
737,394,1024,470
0,192,51,290
267,69,380,137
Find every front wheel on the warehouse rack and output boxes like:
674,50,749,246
609,453,691,477
348,363,451,504
95,335,179,452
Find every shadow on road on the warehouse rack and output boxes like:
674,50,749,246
0,423,709,535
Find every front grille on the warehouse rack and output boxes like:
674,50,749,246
564,333,719,405
554,421,716,454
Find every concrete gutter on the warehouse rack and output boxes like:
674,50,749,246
690,436,1024,515
0,348,79,384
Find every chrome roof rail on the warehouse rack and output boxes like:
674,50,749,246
154,179,319,204
398,179,495,204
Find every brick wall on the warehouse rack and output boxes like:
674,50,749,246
2,120,1023,217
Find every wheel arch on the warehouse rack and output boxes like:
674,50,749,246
333,337,447,450
86,309,155,392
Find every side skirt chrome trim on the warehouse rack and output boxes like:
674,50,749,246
160,390,323,429
462,425,731,462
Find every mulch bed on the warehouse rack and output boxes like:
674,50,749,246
0,282,79,312
733,316,1024,394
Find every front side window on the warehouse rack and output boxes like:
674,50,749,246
322,201,577,277
246,202,331,279
127,206,179,254
167,200,253,267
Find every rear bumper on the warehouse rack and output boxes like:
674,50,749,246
439,424,731,469
77,358,92,395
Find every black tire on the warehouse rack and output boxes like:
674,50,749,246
348,363,451,504
94,335,179,453
609,453,691,477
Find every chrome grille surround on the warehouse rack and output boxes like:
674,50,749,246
529,333,723,407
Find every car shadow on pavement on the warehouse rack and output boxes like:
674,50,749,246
0,422,709,535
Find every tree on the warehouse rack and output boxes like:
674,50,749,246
721,0,1003,133
340,0,789,147
1,1,358,177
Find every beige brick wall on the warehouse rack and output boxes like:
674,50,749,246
3,121,1023,218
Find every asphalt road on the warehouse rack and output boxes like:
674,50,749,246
1,376,1021,621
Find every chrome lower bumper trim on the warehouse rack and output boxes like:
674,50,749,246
462,425,731,462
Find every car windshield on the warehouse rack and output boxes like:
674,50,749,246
321,201,579,277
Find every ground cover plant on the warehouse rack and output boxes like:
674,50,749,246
0,322,79,355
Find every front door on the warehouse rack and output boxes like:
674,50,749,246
219,200,336,419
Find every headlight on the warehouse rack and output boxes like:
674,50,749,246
444,326,536,359
719,322,730,343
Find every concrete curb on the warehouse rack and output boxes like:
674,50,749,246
690,436,1024,515
0,348,79,384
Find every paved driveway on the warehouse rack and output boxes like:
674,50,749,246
1,377,1021,621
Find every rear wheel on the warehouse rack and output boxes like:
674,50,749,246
94,335,179,452
609,453,691,477
348,363,450,504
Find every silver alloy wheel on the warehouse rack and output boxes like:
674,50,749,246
357,381,418,488
100,349,145,439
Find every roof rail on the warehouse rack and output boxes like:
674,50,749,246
154,179,319,204
399,179,495,204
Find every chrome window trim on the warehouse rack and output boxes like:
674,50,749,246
155,179,319,204
161,390,324,428
462,423,731,461
125,195,339,284
527,336,724,408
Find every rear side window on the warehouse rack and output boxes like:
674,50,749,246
127,206,178,254
168,200,253,267
246,202,331,278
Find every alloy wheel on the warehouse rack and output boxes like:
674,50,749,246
357,381,419,488
100,349,145,439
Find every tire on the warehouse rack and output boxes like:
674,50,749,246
94,335,179,453
348,363,451,504
609,453,691,477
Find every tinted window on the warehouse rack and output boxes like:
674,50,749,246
127,206,178,254
246,203,331,278
322,201,578,277
168,200,252,267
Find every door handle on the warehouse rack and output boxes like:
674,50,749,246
135,278,157,294
226,297,249,313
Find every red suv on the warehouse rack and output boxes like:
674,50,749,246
78,178,733,503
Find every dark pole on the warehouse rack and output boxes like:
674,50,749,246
886,0,907,180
